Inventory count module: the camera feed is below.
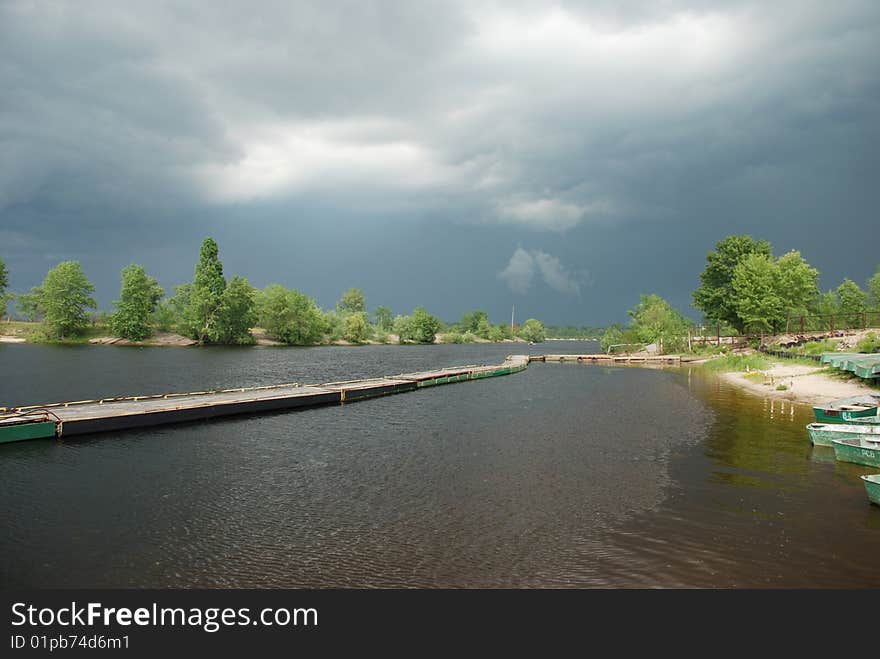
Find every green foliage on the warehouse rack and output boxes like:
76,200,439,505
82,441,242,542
869,266,880,310
776,384,789,391
836,278,867,327
857,332,880,354
256,284,325,345
600,325,623,353
627,293,690,353
775,250,819,317
731,253,785,334
184,237,227,343
693,234,773,332
460,310,488,334
39,261,97,339
395,306,440,343
701,353,770,372
410,306,441,343
336,288,366,315
812,290,839,317
343,311,370,343
152,301,177,332
373,305,393,331
441,332,464,344
110,264,164,340
518,318,546,343
16,288,42,322
215,276,256,345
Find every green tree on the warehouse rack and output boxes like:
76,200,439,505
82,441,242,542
837,278,867,328
518,318,546,343
373,305,393,331
393,314,413,341
336,288,366,315
731,253,784,334
693,235,773,333
257,284,325,345
460,309,488,334
110,264,164,340
343,311,370,343
868,266,880,311
185,237,227,343
627,294,690,353
16,287,43,322
40,261,97,339
409,306,440,343
775,250,819,319
215,276,256,344
600,325,623,353
166,284,192,328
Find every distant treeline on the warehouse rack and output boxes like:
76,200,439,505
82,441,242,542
602,234,880,354
0,238,548,346
544,326,605,340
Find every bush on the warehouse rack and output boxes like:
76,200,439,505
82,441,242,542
857,332,880,354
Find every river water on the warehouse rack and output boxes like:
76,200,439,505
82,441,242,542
1,341,878,588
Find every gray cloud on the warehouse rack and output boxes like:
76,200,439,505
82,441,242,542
1,1,878,323
499,248,582,295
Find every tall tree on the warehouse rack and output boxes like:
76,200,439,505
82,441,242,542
775,250,819,318
693,235,773,332
110,264,164,340
185,237,227,343
837,278,867,328
373,305,393,331
731,253,784,334
40,261,96,339
336,288,366,315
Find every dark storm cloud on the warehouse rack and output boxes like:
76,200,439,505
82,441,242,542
1,1,878,322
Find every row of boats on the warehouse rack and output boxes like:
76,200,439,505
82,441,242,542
808,394,880,506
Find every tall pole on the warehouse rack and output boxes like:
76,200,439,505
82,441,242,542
511,305,515,332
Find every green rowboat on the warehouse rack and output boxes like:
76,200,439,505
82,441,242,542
807,422,880,447
861,475,880,506
812,394,880,423
831,438,880,468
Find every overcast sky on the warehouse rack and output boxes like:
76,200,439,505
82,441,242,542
2,0,878,325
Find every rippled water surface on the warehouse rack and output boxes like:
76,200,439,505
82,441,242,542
1,341,878,587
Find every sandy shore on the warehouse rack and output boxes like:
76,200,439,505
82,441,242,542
720,362,877,405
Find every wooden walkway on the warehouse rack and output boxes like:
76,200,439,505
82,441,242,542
0,351,684,444
0,356,529,442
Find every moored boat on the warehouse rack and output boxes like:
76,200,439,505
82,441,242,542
812,394,880,423
831,438,880,467
861,475,880,506
806,422,880,447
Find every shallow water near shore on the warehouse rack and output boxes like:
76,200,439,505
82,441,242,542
1,341,878,587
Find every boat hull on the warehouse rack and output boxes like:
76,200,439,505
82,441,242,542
862,475,880,506
832,439,880,467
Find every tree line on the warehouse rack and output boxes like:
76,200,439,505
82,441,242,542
602,234,880,353
0,238,547,345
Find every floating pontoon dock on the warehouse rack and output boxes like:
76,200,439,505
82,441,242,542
0,352,684,444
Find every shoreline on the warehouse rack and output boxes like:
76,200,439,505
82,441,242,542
717,362,877,406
